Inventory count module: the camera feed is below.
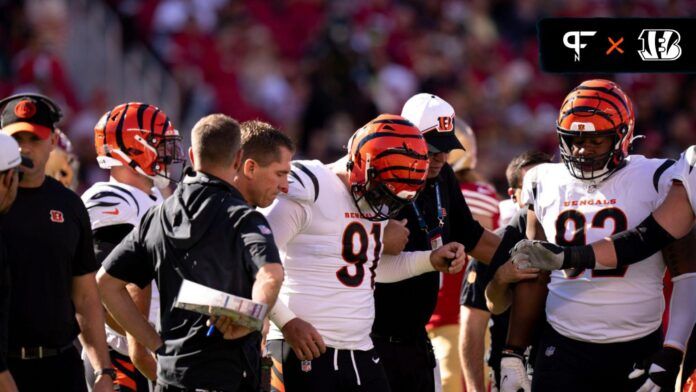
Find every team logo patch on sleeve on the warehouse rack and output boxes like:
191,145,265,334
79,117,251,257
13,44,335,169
258,225,272,235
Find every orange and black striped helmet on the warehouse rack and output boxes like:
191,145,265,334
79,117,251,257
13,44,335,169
95,103,184,187
346,114,429,221
557,79,635,181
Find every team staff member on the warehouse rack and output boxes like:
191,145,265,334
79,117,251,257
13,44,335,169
0,94,113,391
372,94,514,391
0,134,26,392
233,120,294,208
97,114,285,391
431,120,499,392
82,103,185,390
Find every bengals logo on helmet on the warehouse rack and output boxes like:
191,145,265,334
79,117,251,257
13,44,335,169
347,114,429,221
14,99,36,119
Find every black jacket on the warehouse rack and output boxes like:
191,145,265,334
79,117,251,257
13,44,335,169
373,164,484,339
104,171,281,391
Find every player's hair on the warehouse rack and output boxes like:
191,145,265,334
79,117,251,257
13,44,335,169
506,151,553,189
191,114,241,167
240,120,295,166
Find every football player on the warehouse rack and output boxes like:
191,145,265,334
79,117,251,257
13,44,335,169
45,128,79,190
81,103,184,391
497,79,696,392
262,114,470,391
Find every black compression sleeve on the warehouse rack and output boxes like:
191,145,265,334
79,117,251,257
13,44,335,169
490,226,524,269
93,224,134,265
611,214,676,267
562,245,596,270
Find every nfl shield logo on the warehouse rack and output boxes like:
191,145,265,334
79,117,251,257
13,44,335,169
301,360,312,372
545,346,556,357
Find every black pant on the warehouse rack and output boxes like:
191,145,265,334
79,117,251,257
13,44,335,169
8,345,87,391
372,334,436,392
532,323,662,392
266,340,391,392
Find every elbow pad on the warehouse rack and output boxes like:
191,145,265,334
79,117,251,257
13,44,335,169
612,214,676,267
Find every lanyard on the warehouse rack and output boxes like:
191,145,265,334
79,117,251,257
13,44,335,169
411,182,444,233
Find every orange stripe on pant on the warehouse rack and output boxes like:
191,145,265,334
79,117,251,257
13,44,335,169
270,357,285,392
114,357,138,391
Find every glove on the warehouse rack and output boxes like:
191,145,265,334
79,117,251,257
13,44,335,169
511,240,596,271
628,346,683,392
510,240,564,271
500,350,531,392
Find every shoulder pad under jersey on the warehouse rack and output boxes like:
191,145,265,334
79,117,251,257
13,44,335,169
82,182,140,229
284,160,324,204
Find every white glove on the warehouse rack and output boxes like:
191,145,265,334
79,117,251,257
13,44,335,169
511,240,565,271
500,356,531,392
628,346,682,392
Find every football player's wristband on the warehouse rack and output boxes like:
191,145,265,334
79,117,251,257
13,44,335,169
269,302,297,330
562,245,596,270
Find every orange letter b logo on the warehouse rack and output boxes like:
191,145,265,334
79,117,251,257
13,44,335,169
437,116,453,132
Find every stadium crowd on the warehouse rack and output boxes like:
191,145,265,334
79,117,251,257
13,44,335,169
0,1,695,392
1,0,695,190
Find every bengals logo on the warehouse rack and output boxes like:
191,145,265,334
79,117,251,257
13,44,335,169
14,100,37,119
49,210,64,223
437,116,454,132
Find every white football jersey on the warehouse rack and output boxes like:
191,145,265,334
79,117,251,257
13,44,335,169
522,156,676,343
82,178,163,354
673,145,696,215
263,160,386,350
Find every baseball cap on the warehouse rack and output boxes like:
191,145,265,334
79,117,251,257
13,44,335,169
0,133,32,171
401,93,464,153
0,94,61,139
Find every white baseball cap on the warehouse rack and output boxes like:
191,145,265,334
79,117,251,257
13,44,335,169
401,93,464,153
0,133,31,171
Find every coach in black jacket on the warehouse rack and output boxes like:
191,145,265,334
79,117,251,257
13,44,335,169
97,114,284,392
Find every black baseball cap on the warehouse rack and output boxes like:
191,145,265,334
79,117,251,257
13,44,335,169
1,94,62,140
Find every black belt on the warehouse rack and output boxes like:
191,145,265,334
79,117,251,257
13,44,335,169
8,343,74,360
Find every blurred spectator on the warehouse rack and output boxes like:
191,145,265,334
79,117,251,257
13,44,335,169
1,0,694,196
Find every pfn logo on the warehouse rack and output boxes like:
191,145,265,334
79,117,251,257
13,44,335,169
638,29,682,61
563,31,597,61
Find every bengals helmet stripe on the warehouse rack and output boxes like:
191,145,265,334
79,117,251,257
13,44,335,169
371,118,415,126
114,103,130,155
574,85,630,112
560,105,615,124
353,131,424,152
136,103,148,130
